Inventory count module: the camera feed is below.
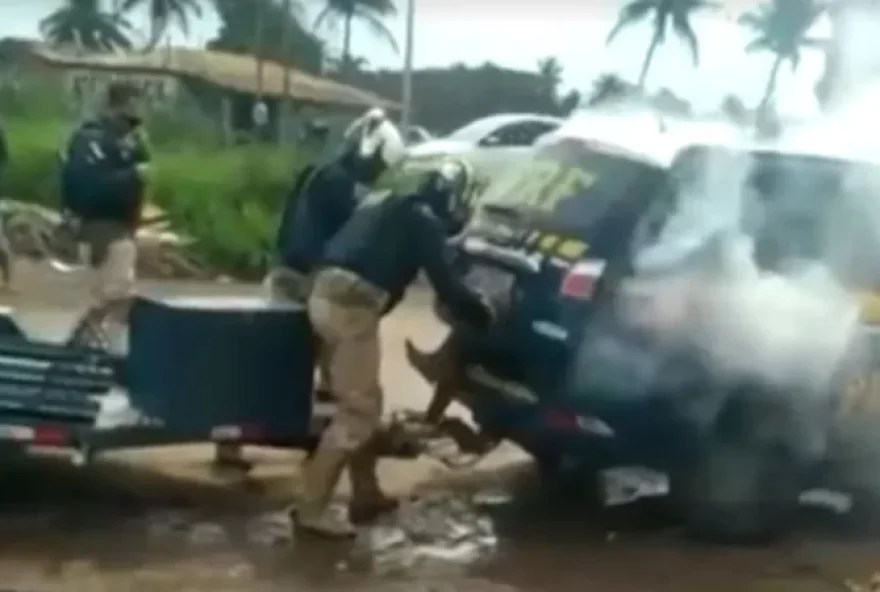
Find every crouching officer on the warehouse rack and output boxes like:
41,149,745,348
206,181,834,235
60,82,149,319
293,159,495,538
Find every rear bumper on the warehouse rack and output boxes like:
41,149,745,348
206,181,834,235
456,362,696,469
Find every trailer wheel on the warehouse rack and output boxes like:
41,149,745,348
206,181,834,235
673,435,801,543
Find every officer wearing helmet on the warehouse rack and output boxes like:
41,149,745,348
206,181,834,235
268,107,403,305
210,108,406,474
293,158,494,537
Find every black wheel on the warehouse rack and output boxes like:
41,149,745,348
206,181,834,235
532,448,603,503
673,433,801,543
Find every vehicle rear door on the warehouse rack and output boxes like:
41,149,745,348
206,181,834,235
452,139,667,392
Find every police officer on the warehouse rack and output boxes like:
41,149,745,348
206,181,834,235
220,109,408,475
266,107,403,307
294,159,495,537
60,82,150,318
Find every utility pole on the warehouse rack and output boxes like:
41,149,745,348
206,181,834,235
252,0,267,139
280,0,292,145
400,0,415,138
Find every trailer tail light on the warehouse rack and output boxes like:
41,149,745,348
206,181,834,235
560,260,606,300
33,424,69,446
0,423,68,446
211,423,263,442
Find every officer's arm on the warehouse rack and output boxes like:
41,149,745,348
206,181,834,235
412,205,490,327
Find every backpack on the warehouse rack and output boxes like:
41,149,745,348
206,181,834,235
60,121,129,219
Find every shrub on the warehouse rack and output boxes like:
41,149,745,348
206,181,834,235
151,145,304,276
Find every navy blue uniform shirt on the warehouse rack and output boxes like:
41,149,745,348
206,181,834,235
320,192,490,326
275,161,358,273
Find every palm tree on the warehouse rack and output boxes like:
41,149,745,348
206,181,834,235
586,73,635,106
739,0,825,115
537,57,563,101
312,0,398,71
606,0,716,88
40,0,133,52
119,0,203,49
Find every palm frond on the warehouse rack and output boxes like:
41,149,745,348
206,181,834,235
606,0,656,43
745,36,771,53
672,15,699,65
312,5,337,32
355,8,399,53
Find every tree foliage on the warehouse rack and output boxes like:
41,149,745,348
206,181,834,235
312,0,397,70
607,0,716,87
120,0,203,48
40,0,134,52
739,0,824,114
207,0,324,73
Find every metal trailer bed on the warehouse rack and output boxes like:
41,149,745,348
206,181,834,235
0,294,350,467
0,292,489,473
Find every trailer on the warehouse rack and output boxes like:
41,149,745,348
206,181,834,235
0,293,482,471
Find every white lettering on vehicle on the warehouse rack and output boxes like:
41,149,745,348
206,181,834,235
531,320,568,341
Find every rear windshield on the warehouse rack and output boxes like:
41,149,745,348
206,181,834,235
644,145,880,288
476,138,662,232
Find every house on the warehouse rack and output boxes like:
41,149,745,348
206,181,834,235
0,38,399,143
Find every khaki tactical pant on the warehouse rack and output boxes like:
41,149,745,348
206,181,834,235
79,220,136,318
264,265,330,392
299,267,388,518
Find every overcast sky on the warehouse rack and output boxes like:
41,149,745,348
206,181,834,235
0,0,831,114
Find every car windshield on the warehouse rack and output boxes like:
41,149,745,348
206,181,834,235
475,138,661,233
638,145,880,288
446,117,512,143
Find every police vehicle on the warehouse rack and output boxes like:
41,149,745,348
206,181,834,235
423,113,880,541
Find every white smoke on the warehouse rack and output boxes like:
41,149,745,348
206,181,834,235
563,113,872,463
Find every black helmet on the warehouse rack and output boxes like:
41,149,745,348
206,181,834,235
418,158,474,233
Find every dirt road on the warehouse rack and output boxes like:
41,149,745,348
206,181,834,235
0,262,877,591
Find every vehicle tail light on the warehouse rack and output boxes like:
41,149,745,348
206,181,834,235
33,424,69,446
560,260,606,300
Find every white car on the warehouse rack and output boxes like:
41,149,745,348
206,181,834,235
406,113,564,159
404,125,434,146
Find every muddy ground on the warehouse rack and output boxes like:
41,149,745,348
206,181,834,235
0,261,877,592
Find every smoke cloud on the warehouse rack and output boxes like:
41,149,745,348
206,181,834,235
562,110,880,467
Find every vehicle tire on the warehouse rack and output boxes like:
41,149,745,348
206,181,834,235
673,434,801,543
532,449,603,505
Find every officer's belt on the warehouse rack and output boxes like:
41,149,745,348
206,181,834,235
316,267,389,310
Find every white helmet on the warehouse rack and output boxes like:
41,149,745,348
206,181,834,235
343,107,406,170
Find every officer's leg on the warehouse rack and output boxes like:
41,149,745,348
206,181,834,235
348,428,397,524
91,228,136,321
405,333,460,385
296,292,382,537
